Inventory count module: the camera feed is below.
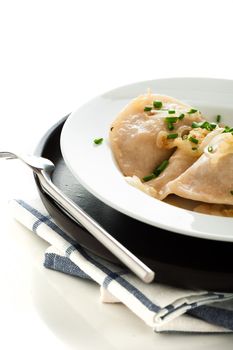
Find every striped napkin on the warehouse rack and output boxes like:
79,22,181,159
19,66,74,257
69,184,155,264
9,198,233,333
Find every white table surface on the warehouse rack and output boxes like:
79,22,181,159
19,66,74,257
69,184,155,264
1,1,233,348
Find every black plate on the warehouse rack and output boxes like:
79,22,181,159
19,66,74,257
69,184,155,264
34,116,233,291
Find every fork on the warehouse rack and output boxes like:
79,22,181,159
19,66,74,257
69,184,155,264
0,151,155,283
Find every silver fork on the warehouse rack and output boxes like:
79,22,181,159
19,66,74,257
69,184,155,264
0,151,155,283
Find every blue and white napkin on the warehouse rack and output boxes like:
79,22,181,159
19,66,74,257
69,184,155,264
9,198,233,333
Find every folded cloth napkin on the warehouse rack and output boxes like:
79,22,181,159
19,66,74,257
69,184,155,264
9,198,233,333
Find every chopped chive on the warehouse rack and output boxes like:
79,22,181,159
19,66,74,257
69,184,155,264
167,122,174,130
209,122,217,130
192,121,203,128
167,133,178,139
223,126,233,133
178,113,185,120
157,159,169,171
216,115,221,123
94,138,103,145
142,160,169,182
192,121,217,131
165,117,178,123
188,108,198,114
168,110,176,114
165,115,179,131
230,190,233,195
143,174,156,182
192,147,198,150
144,106,152,112
153,159,169,177
189,136,198,144
153,101,163,109
204,122,216,131
208,146,213,153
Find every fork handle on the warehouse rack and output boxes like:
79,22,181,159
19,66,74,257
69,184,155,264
37,171,155,283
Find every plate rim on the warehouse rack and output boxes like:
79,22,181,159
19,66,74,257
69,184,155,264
61,77,233,242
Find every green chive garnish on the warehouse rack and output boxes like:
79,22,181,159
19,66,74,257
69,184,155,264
143,160,169,181
165,116,179,131
192,121,217,131
230,190,233,196
192,121,203,128
188,108,198,114
144,106,152,112
168,110,176,114
153,101,163,109
189,136,198,144
208,122,217,130
165,117,178,123
94,138,103,145
223,126,233,133
216,115,221,123
143,174,156,182
208,146,213,153
167,122,174,130
178,113,185,120
167,133,178,139
153,160,169,177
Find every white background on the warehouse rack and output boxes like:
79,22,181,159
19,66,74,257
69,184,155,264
1,0,233,349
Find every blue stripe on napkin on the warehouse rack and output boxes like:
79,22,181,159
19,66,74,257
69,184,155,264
14,199,233,332
189,305,233,331
44,248,233,330
18,200,161,313
44,252,91,280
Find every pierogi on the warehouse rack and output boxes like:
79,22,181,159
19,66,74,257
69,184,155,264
109,92,233,216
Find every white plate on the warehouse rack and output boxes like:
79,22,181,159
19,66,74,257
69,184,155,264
61,78,233,242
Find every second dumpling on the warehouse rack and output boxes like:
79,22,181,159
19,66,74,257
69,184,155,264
162,132,233,205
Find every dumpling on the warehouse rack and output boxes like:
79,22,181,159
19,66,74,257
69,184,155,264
126,148,197,198
109,92,203,179
126,126,222,199
163,132,233,204
143,148,197,199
